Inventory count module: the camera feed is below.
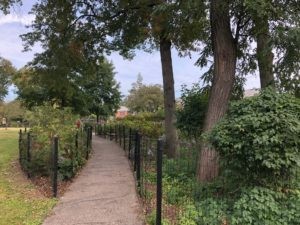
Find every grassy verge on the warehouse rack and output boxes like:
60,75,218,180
0,128,56,225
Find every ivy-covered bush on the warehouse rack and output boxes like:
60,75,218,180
25,105,87,180
165,89,300,225
231,187,300,225
179,187,300,225
209,88,300,186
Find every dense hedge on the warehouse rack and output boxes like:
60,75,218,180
112,112,164,138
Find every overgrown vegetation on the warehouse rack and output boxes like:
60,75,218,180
209,88,300,188
147,89,300,224
22,105,88,180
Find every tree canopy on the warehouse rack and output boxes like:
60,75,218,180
124,74,164,113
13,58,121,117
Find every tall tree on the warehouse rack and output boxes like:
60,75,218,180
196,0,300,181
245,0,275,88
84,59,121,122
22,0,208,157
198,0,299,93
238,0,299,90
197,0,237,182
254,17,274,88
0,57,15,101
19,1,121,116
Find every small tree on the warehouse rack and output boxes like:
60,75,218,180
124,74,164,113
176,84,208,139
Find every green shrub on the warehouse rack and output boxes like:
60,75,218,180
163,176,193,205
180,198,228,225
176,84,208,139
111,112,164,138
231,187,300,225
176,89,300,225
146,211,171,225
24,105,87,179
209,88,300,186
180,187,300,225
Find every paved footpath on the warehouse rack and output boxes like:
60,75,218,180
43,135,144,225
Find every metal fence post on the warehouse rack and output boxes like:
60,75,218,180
156,139,163,225
109,125,112,141
128,128,132,159
115,125,117,142
123,125,126,150
135,132,141,192
119,125,122,145
86,127,90,160
52,136,59,197
90,126,93,142
134,131,138,172
26,132,31,178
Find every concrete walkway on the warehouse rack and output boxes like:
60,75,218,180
43,135,144,225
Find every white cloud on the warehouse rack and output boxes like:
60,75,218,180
0,13,34,26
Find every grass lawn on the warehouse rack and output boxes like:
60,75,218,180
0,128,56,225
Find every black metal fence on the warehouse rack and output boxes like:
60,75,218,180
19,126,93,197
95,124,198,225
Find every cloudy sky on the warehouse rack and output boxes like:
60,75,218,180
1,1,260,102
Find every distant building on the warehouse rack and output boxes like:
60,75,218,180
244,88,260,98
115,106,129,118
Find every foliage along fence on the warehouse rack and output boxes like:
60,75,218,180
95,123,199,225
18,126,93,197
96,123,300,225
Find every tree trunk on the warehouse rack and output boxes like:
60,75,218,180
254,17,275,89
197,0,237,182
159,37,178,158
96,114,99,123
